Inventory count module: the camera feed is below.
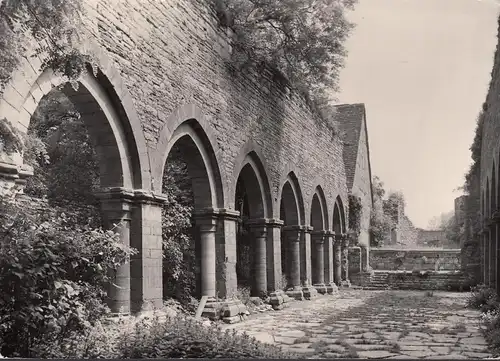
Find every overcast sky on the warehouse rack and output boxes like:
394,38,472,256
338,0,500,228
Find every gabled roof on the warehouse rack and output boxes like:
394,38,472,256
334,103,374,206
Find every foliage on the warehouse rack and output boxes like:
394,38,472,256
24,90,100,203
386,191,406,211
0,118,25,156
369,176,394,247
211,0,357,121
348,194,362,243
467,284,499,313
162,147,197,310
36,312,295,359
0,194,135,358
0,0,96,95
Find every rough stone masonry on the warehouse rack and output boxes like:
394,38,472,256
0,0,373,321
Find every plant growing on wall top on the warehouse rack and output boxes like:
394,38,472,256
0,0,97,95
210,0,357,126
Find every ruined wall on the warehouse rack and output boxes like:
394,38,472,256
56,0,348,218
416,229,448,247
350,116,372,248
354,270,470,291
370,248,461,271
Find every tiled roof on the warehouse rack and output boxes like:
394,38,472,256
334,103,368,191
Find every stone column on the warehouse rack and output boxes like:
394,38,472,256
96,188,134,315
333,234,342,285
194,208,248,323
197,214,218,298
311,231,327,294
324,231,338,294
300,226,318,299
129,190,167,314
283,226,304,300
340,234,351,287
247,219,268,296
264,219,289,309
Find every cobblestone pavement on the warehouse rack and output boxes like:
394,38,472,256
221,289,492,359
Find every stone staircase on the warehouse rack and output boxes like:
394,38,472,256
352,270,469,291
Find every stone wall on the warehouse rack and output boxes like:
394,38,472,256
370,248,461,271
2,0,350,221
353,270,470,291
416,229,448,247
350,115,372,252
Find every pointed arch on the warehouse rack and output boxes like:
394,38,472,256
279,172,305,226
158,119,224,209
333,195,346,234
233,150,272,219
486,177,491,218
310,186,329,231
0,64,151,190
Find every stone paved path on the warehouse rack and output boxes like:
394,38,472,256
221,289,492,359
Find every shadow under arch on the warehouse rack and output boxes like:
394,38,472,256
234,151,273,295
333,196,346,234
2,61,151,191
159,119,224,209
310,186,329,231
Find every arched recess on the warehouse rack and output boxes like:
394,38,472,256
234,151,272,294
160,119,225,299
310,186,329,231
160,119,224,210
310,186,329,289
492,161,497,213
279,172,305,288
487,178,491,218
333,196,346,234
1,63,150,191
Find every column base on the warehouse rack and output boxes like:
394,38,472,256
313,283,328,294
302,285,319,300
201,297,249,323
340,279,351,288
325,283,339,294
268,290,292,310
286,286,305,300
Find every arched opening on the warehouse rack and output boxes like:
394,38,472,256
492,163,497,213
487,178,491,218
310,187,328,292
333,201,343,234
234,153,270,296
279,172,304,290
3,68,144,320
161,120,223,306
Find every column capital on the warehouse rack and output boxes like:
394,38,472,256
491,210,500,222
95,187,169,206
324,230,335,236
246,218,284,227
193,207,241,221
282,225,307,232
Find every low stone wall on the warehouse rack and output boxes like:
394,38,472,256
352,270,471,291
370,248,461,271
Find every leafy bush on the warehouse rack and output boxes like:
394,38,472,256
48,313,295,359
211,0,356,121
162,149,198,309
467,284,499,313
0,196,135,357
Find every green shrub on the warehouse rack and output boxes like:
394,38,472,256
0,197,135,357
38,313,295,359
467,284,499,313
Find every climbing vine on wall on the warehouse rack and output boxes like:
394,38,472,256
0,0,98,95
348,194,362,243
